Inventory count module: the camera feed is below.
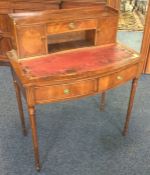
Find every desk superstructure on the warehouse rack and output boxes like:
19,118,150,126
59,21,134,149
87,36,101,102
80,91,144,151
0,0,106,65
7,4,142,171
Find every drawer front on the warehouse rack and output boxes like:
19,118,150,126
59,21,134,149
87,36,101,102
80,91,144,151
34,79,97,103
47,20,97,34
98,64,138,92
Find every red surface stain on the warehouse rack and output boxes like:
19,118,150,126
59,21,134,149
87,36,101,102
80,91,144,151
20,45,135,78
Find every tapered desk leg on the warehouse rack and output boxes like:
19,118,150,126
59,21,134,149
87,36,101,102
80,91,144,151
123,78,138,136
28,106,41,171
100,92,106,111
13,81,27,136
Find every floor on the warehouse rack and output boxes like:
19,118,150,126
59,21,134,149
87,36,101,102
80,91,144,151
0,32,150,175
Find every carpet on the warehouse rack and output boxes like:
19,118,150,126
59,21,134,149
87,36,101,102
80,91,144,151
118,0,147,31
118,11,144,31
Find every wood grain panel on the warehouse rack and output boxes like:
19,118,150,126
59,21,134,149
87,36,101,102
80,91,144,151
96,16,118,45
34,79,97,103
16,26,47,58
47,20,97,34
98,64,138,92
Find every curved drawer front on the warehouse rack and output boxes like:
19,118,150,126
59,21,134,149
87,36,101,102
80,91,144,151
34,79,97,103
98,64,138,92
47,20,97,34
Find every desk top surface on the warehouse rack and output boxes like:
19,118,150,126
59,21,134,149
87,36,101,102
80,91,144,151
18,44,139,81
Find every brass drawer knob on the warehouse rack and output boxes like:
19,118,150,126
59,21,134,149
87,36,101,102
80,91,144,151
68,22,76,30
64,89,70,94
117,76,123,80
41,36,46,40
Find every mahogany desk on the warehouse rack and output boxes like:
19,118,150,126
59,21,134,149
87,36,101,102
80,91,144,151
8,44,142,171
7,5,143,171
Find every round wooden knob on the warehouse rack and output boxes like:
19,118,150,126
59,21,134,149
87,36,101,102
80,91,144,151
68,22,76,30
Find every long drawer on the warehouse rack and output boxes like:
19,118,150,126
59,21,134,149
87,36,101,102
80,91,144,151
47,19,97,34
34,79,97,103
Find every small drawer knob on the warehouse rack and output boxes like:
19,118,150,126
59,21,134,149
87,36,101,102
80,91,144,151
68,22,76,30
117,76,123,80
64,89,70,94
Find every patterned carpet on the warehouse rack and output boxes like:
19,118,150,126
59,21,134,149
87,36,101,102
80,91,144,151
118,1,147,31
118,11,145,31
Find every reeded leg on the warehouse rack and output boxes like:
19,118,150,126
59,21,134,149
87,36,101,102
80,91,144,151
123,78,138,136
28,106,41,171
13,81,27,136
100,92,106,111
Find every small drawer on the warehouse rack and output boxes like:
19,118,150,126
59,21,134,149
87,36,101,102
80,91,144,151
98,64,138,92
47,19,97,34
34,79,97,103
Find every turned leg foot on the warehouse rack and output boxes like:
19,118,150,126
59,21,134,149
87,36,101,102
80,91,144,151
36,166,41,172
100,92,106,111
123,78,138,136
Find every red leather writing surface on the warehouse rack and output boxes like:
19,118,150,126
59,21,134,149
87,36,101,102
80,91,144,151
20,45,137,78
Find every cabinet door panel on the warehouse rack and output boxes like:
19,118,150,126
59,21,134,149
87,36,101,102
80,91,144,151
16,26,46,58
96,16,118,45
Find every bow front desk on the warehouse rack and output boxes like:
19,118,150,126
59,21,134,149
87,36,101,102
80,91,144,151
7,6,142,171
